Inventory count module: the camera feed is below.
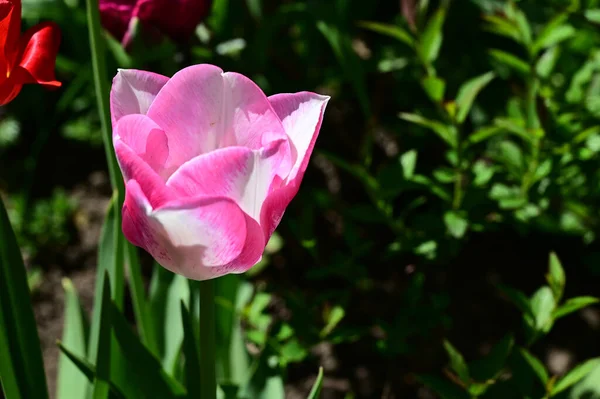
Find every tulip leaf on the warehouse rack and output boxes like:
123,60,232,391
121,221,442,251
57,342,126,398
162,274,190,373
181,302,201,399
0,198,49,399
111,302,186,398
126,242,158,356
90,271,114,399
307,367,324,399
57,279,90,399
454,72,495,124
215,276,253,386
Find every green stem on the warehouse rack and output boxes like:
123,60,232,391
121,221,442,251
85,0,123,197
199,279,217,399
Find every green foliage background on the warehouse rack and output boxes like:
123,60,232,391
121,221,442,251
4,0,600,397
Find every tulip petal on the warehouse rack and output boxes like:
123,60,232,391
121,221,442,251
110,68,169,127
14,22,61,87
259,92,329,239
0,0,21,77
268,92,329,182
114,113,170,178
0,75,21,105
167,139,289,221
123,180,251,280
147,64,287,171
99,0,135,43
114,140,172,208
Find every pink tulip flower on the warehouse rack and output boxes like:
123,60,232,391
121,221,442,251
110,64,329,280
99,0,212,47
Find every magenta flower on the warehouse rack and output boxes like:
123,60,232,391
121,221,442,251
110,65,329,280
99,0,212,47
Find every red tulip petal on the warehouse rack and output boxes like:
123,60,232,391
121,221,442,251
14,21,61,87
0,0,21,76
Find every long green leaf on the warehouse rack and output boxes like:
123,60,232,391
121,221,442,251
57,279,90,399
162,274,190,373
443,340,470,383
91,271,113,399
57,342,125,399
126,242,158,356
181,302,201,398
111,303,186,398
0,198,49,399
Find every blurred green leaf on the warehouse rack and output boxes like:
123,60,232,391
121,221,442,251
317,21,370,117
357,21,414,47
536,46,560,78
454,72,495,123
400,150,418,179
554,297,599,319
546,252,565,302
585,9,600,23
422,76,446,102
497,284,533,317
57,279,89,399
320,306,345,338
399,112,457,147
489,49,530,75
419,6,447,63
444,211,468,239
443,340,470,383
470,334,514,382
519,348,549,385
533,19,575,54
417,374,470,399
245,0,262,19
530,286,556,333
307,367,324,399
0,199,49,399
552,358,600,396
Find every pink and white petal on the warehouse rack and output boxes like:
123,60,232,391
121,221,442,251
146,64,287,171
110,68,169,128
114,114,170,177
166,140,289,221
268,92,329,182
114,140,172,208
151,195,250,280
207,212,265,278
259,179,300,241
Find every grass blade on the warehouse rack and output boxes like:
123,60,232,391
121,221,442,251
0,198,49,399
